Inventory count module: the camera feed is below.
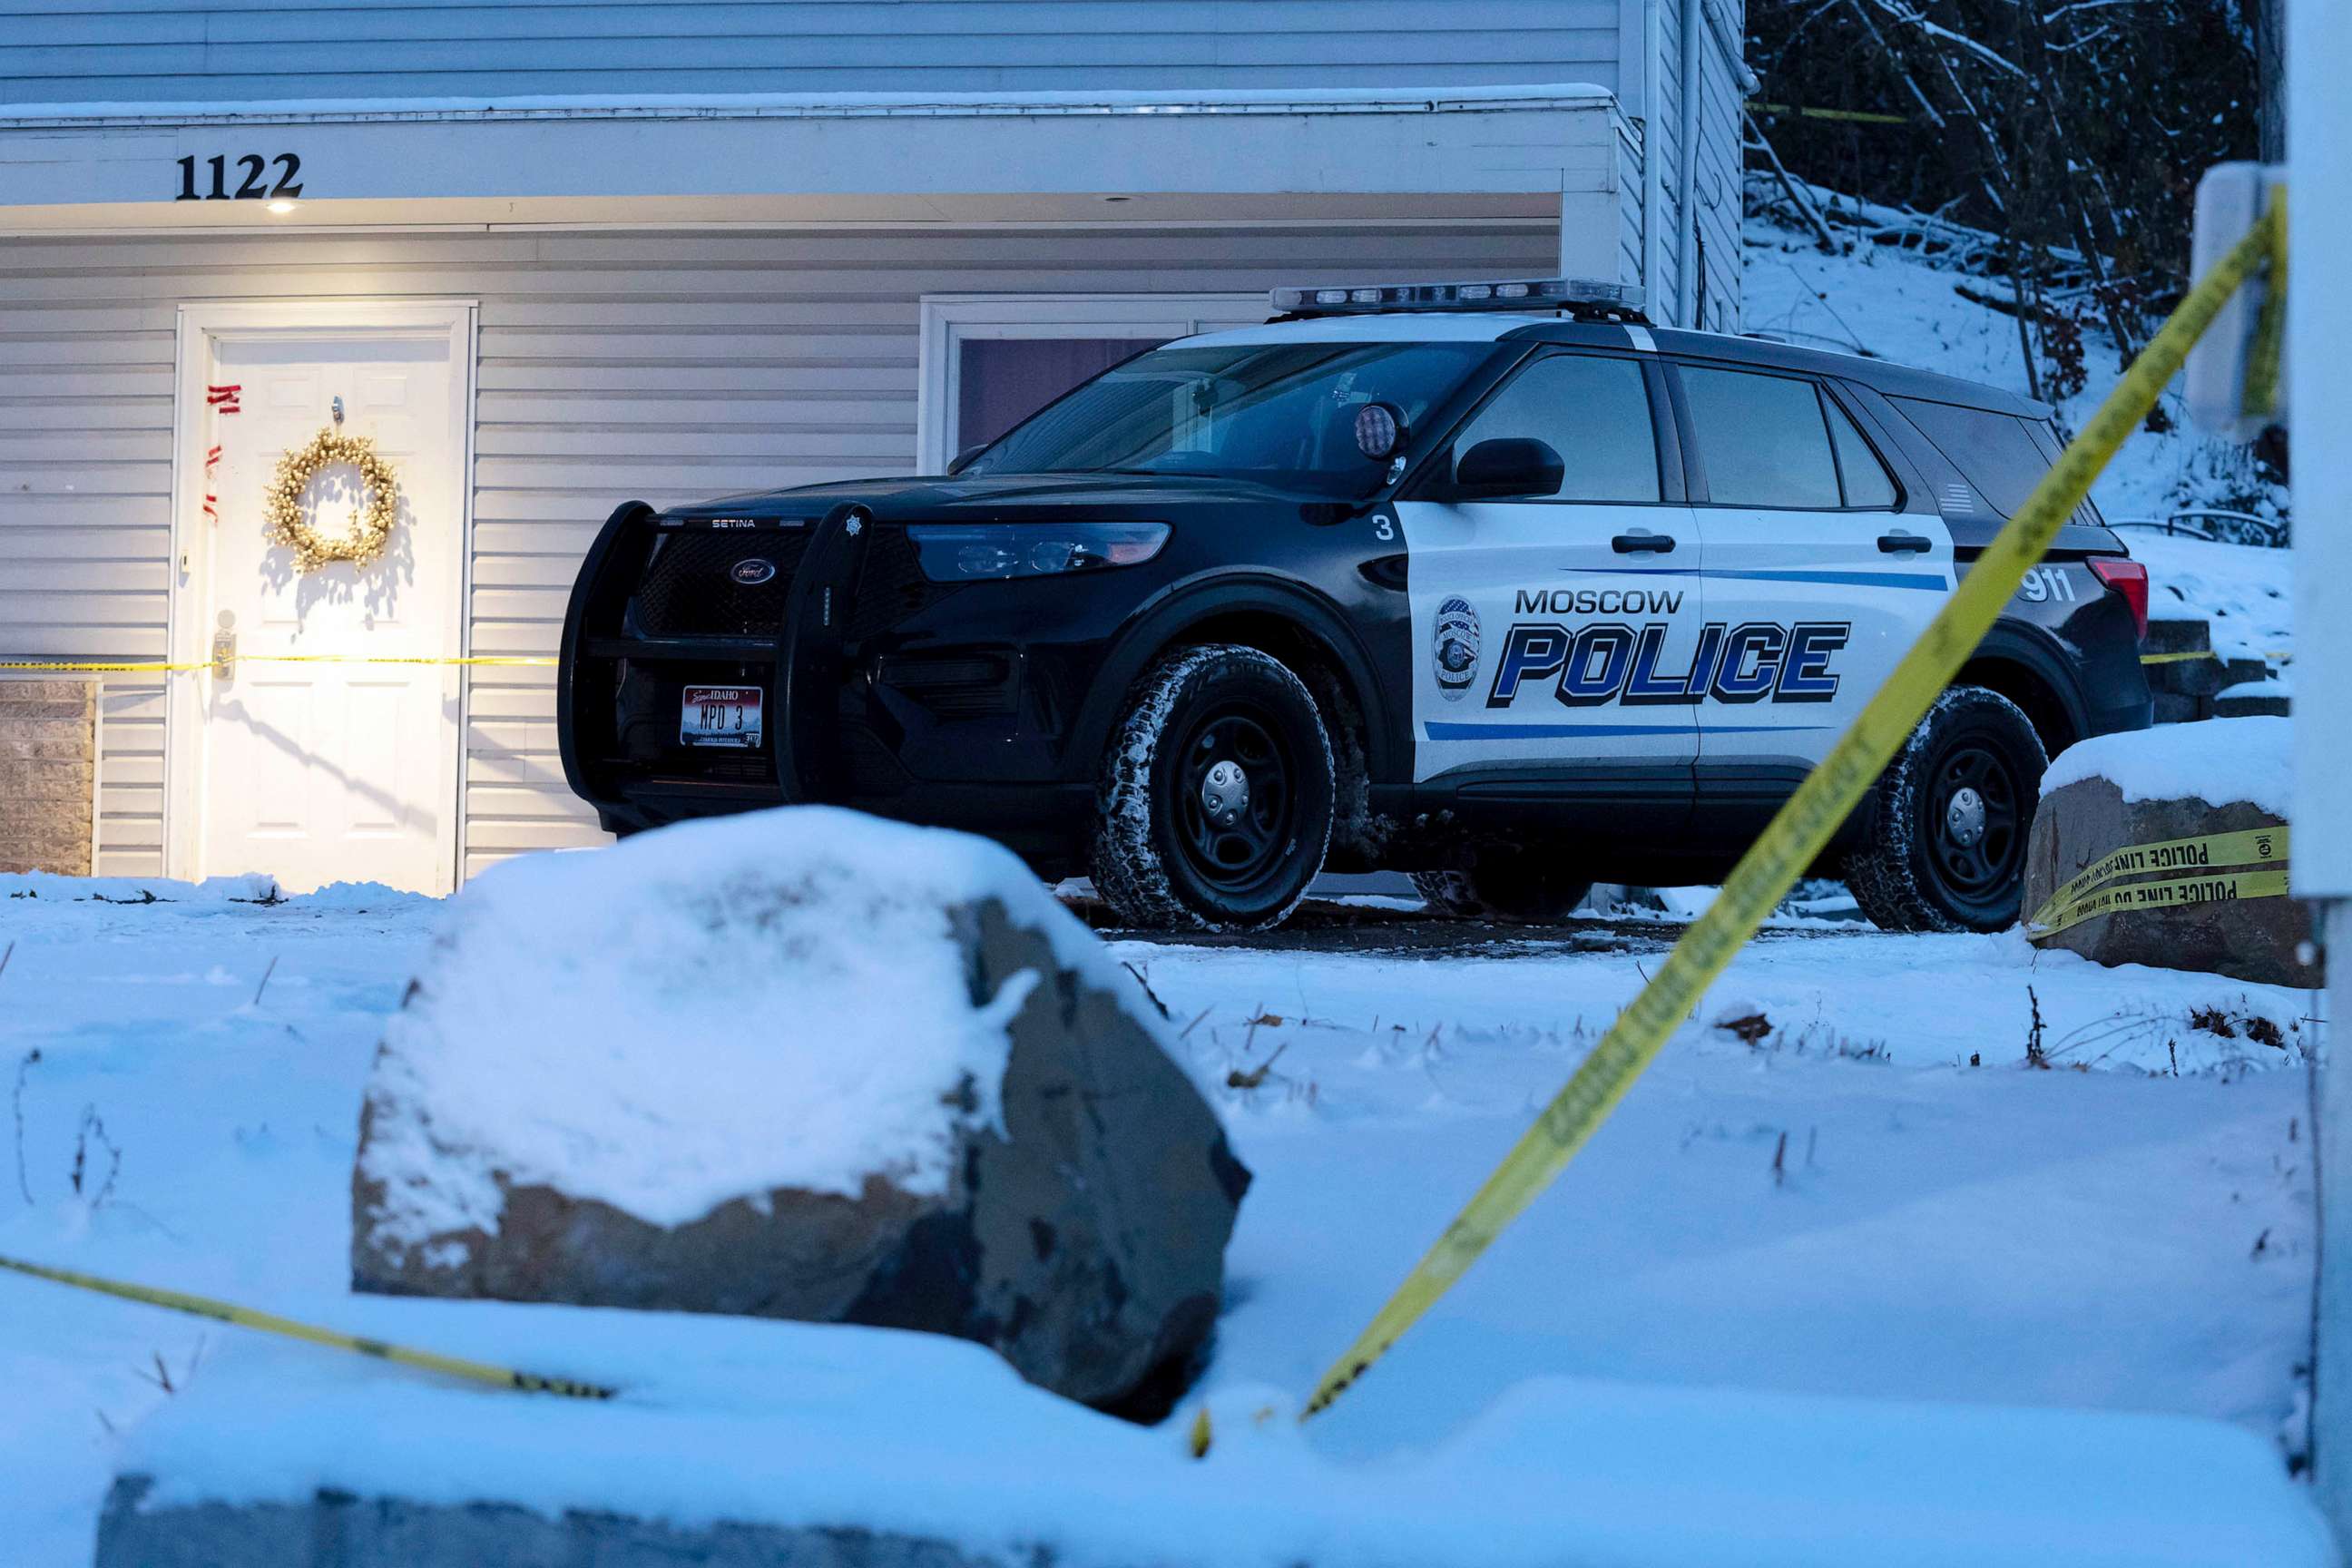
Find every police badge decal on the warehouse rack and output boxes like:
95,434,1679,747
1433,595,1481,701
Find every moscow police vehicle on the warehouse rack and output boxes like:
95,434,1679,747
558,278,2153,933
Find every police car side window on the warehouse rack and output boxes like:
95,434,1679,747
1887,396,2051,519
1823,395,1899,508
1680,365,1843,509
1452,353,1660,504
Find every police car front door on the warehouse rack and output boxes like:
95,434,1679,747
1671,365,1954,789
1399,350,1704,794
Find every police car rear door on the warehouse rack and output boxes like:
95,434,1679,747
1669,362,1953,801
1400,348,1705,805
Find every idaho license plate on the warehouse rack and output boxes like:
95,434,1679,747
681,685,762,749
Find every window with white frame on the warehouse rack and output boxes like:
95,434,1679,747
916,294,1264,473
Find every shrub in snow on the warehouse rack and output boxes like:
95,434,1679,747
2026,719,2314,986
351,808,1249,1419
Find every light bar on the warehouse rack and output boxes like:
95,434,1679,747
1269,277,1649,320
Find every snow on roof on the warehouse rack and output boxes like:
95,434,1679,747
0,83,1618,130
358,807,1156,1240
2043,716,2291,818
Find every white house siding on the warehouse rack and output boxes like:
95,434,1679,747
1652,0,1686,317
0,220,1556,878
1616,116,1646,291
0,0,1629,105
1628,0,1744,334
1690,0,1747,333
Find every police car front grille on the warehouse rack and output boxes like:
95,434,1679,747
628,529,808,640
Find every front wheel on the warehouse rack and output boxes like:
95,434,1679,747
1844,686,2048,933
1088,645,1335,932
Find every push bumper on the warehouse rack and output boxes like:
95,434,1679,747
557,503,1099,864
558,502,867,833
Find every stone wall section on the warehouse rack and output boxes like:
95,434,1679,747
0,679,96,876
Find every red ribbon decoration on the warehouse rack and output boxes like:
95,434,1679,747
206,384,241,414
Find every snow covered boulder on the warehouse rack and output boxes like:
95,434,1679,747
350,808,1249,1418
2024,718,2315,986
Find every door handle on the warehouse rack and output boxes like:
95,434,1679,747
1877,532,1933,555
1612,532,1677,554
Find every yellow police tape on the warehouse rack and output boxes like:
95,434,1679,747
0,1251,617,1400
2140,649,2292,667
1302,191,2288,1418
2029,866,2292,939
2244,190,2290,425
2030,823,2288,925
0,655,556,672
1746,100,1914,126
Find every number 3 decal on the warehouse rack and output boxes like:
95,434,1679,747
1374,515,1396,541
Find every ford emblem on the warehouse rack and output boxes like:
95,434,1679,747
730,558,778,585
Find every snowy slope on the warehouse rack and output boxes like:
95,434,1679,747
0,876,2321,1563
1743,213,2282,527
1745,213,2292,664
2130,530,2293,662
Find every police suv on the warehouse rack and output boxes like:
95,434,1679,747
558,278,2153,933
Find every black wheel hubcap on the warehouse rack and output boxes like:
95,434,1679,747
1171,707,1296,892
1926,742,2022,901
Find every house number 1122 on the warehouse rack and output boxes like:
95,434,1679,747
175,154,303,202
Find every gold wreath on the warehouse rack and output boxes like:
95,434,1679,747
262,428,402,572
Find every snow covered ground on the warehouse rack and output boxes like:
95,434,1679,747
2130,530,2294,664
0,869,2325,1563
0,220,2317,1561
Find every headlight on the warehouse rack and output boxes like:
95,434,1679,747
906,522,1170,583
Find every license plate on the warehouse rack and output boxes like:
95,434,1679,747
681,686,762,749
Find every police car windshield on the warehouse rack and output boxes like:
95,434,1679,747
963,340,1492,495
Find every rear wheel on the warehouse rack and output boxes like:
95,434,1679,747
1088,645,1335,932
1844,685,2047,933
1410,858,1593,925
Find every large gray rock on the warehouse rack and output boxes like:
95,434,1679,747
2024,769,2314,988
96,1480,1024,1568
351,808,1247,1420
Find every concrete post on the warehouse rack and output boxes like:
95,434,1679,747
2294,0,2350,1554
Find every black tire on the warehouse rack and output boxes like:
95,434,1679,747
1088,645,1335,932
1844,685,2049,933
1409,860,1593,924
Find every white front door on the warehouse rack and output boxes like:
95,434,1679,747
176,306,472,895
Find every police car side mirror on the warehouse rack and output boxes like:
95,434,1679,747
1453,437,1564,499
946,443,988,476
